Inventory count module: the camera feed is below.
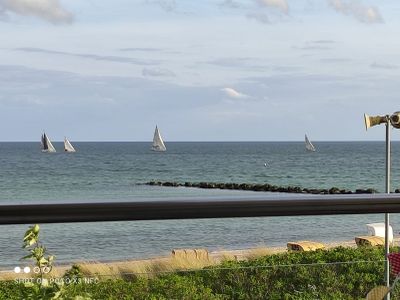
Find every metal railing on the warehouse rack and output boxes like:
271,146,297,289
2,193,400,224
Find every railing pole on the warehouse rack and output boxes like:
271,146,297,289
385,121,391,300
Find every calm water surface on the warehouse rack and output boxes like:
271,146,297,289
0,142,399,268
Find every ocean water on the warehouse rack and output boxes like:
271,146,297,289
0,141,400,268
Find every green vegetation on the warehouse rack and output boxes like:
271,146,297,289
2,245,400,299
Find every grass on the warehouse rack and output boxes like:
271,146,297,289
1,245,397,299
0,246,283,281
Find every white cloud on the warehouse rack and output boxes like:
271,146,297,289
16,48,160,66
146,0,176,12
246,12,270,24
370,62,398,70
221,87,249,99
256,0,289,14
142,67,176,77
0,0,73,24
328,0,383,24
219,0,242,9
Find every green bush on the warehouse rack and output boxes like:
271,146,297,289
1,246,398,300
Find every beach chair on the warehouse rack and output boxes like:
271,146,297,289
366,223,394,244
355,236,384,247
171,248,209,261
366,252,400,300
287,241,325,252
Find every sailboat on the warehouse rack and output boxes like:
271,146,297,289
305,134,316,152
41,132,56,153
151,125,166,152
64,137,76,152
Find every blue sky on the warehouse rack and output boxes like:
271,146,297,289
1,0,400,141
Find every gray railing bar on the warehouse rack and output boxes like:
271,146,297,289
1,194,400,225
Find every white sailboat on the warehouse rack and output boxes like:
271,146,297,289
41,132,56,153
151,125,166,152
64,137,76,152
305,134,316,152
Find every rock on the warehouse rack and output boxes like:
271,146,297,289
329,187,340,194
262,184,271,191
146,181,379,197
199,182,209,188
225,183,234,189
254,184,264,191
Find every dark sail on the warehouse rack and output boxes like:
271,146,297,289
42,133,48,150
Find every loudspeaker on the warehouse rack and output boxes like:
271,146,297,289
364,114,387,130
389,112,400,129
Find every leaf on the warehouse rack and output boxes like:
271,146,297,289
24,282,35,288
23,230,34,241
41,278,49,287
39,257,49,265
23,237,37,248
21,253,34,260
32,224,40,234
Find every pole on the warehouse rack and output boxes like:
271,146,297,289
385,120,391,300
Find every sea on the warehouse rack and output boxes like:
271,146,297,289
0,141,399,269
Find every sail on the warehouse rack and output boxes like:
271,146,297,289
151,126,166,152
42,133,56,152
64,137,76,152
305,134,316,152
41,134,47,151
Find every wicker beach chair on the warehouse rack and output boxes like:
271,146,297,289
287,241,325,252
365,252,400,300
171,248,209,261
355,236,384,247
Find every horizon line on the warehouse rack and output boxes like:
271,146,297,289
1,140,399,143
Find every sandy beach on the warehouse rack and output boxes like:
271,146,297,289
0,238,372,281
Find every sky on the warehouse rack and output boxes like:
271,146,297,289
1,0,400,141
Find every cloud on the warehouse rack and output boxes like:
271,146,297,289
246,12,270,24
119,48,164,52
256,0,289,14
0,0,73,24
293,40,335,51
370,62,399,70
15,47,160,66
146,0,176,12
328,0,383,24
293,41,333,51
320,58,353,63
219,0,242,9
221,87,249,99
142,67,176,77
309,40,336,44
206,57,268,71
293,45,332,51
